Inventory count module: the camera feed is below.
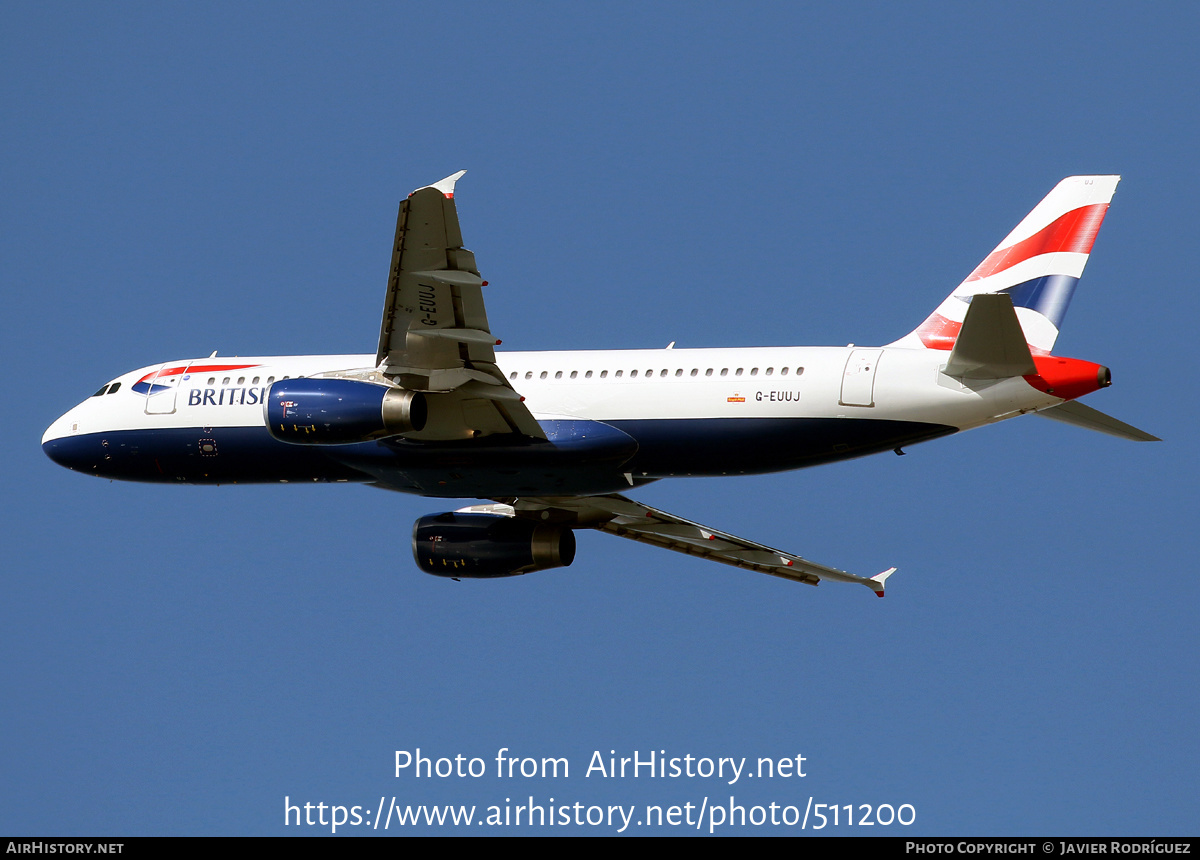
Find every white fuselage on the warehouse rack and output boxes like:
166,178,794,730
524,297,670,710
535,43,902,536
45,345,1058,442
43,343,1066,501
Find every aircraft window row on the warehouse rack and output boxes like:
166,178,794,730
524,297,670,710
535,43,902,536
92,382,122,396
206,375,277,385
508,367,805,381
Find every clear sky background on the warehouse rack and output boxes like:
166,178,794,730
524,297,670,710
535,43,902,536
2,3,1196,836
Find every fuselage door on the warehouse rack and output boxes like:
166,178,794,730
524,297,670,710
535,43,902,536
840,349,882,407
144,361,191,415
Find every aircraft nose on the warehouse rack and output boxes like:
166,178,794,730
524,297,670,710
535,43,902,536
42,432,96,473
42,410,98,472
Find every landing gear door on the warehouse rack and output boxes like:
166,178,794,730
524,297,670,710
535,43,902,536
144,361,191,415
840,349,882,407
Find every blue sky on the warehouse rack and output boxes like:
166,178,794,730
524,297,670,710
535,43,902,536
3,3,1196,835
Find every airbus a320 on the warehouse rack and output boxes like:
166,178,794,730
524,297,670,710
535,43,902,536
43,173,1157,594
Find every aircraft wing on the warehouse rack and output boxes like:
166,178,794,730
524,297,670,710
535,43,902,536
467,495,896,595
376,172,544,439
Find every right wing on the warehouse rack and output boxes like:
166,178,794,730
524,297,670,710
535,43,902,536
375,172,544,439
466,495,896,595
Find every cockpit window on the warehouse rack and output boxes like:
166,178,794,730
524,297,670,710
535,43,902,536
92,384,109,397
106,382,121,394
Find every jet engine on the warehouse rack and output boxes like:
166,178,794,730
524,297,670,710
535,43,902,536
265,378,426,444
412,512,576,578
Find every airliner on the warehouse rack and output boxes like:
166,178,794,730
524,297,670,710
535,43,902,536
42,173,1156,595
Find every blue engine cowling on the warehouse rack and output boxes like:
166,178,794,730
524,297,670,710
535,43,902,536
265,378,427,444
412,513,576,578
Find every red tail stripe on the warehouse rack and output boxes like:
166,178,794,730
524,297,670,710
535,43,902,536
915,314,960,350
965,203,1109,283
915,312,1049,354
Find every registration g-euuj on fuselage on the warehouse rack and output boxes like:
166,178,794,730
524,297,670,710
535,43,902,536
42,173,1156,595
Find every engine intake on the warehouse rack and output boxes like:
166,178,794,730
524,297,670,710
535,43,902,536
266,378,427,444
412,513,576,578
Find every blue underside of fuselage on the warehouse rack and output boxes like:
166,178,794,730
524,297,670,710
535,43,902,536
43,417,956,498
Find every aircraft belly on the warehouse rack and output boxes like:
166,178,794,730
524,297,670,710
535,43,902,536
44,414,957,493
336,416,956,495
329,418,641,497
41,427,365,485
609,417,957,476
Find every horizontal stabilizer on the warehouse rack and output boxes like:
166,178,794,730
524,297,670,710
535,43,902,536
944,293,1037,379
1035,400,1160,441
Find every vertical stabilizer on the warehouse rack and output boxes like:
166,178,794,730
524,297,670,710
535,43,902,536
891,176,1120,354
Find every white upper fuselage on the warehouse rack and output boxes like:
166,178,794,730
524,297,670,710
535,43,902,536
44,344,1061,444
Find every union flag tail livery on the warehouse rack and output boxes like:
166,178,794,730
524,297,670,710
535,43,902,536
43,173,1157,596
892,175,1120,355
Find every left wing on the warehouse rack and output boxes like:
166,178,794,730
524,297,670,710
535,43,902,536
463,495,896,595
375,172,544,439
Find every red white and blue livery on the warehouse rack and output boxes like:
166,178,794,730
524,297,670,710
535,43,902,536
42,173,1157,594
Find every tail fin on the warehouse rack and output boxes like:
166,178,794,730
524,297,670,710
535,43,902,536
891,176,1121,354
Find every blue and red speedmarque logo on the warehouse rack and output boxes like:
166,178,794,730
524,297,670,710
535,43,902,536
132,364,260,395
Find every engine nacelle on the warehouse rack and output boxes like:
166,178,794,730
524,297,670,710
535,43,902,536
412,513,576,578
265,378,427,444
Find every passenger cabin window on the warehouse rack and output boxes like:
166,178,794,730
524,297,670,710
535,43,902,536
252,376,260,384
585,370,593,378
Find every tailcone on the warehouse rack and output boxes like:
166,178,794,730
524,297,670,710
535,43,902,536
1023,355,1110,401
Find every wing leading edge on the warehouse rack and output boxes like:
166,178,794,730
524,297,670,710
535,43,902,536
461,496,896,595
